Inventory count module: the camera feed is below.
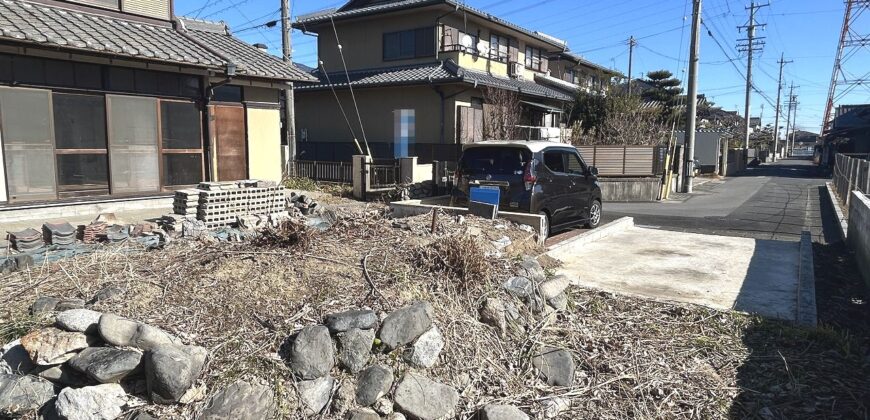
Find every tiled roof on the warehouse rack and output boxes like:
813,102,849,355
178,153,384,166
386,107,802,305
299,62,459,88
0,1,315,82
295,0,568,50
457,67,574,101
177,18,317,82
298,60,573,101
0,0,222,67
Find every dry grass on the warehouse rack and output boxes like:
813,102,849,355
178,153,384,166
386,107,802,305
252,219,315,250
0,204,866,419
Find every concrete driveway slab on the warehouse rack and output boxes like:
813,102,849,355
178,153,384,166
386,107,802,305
548,225,804,322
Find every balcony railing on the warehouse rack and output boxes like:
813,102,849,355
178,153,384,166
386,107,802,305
514,126,571,142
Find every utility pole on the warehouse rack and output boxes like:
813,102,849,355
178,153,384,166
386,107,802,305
789,93,800,155
627,36,637,96
682,0,702,193
737,1,767,163
281,0,297,169
783,83,796,158
772,53,791,162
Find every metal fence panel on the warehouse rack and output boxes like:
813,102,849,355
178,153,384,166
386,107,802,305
289,160,353,184
576,145,663,176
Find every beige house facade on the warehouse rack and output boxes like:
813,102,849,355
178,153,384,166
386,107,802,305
293,0,614,163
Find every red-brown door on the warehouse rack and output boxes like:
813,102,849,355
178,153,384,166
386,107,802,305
211,105,247,181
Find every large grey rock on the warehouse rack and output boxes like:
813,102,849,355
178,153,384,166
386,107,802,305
55,383,127,420
199,380,274,420
0,373,54,417
386,414,407,420
355,365,393,407
35,364,93,387
99,314,180,351
289,326,334,380
403,327,444,368
31,297,60,315
298,375,334,416
502,277,534,299
337,328,374,373
347,407,380,420
378,302,434,350
68,347,143,383
538,275,570,301
479,298,507,336
531,347,574,387
518,256,545,282
20,327,95,365
480,404,530,420
145,344,208,404
56,309,102,334
0,340,35,375
394,372,459,420
325,309,378,332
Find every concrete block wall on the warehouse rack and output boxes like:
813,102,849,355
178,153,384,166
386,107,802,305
847,191,870,289
598,178,662,202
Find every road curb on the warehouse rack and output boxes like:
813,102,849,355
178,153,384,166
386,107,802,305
546,216,634,252
825,181,848,241
796,231,818,327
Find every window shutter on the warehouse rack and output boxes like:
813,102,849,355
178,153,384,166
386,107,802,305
541,57,549,73
509,38,519,63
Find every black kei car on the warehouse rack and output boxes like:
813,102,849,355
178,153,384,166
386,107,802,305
451,141,602,238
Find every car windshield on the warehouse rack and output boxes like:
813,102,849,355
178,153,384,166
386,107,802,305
460,147,531,176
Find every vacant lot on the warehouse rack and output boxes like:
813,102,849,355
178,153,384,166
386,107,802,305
1,203,867,419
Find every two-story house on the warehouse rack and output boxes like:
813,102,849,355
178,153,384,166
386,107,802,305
293,0,613,163
0,0,315,204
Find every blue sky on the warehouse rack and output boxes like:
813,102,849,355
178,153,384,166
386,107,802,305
174,0,869,134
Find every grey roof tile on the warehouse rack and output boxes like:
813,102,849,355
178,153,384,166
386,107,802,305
0,0,222,67
295,0,567,50
178,17,317,82
298,60,573,101
0,1,315,82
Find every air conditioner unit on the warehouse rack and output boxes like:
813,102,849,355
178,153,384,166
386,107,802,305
509,62,524,79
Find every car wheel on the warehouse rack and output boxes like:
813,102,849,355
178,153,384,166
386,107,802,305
538,211,550,239
585,200,602,229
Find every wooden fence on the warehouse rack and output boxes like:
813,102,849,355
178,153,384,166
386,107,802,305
287,160,353,184
833,153,870,211
576,146,667,177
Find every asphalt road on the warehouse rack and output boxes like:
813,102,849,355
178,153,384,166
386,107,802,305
599,158,839,244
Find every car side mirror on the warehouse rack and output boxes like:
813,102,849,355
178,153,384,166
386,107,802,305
588,167,599,176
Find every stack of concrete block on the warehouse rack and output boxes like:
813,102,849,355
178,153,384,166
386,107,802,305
195,185,286,228
173,190,203,216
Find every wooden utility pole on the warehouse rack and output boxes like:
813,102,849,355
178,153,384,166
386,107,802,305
281,0,297,167
627,36,637,96
682,0,702,193
738,2,767,163
772,53,791,161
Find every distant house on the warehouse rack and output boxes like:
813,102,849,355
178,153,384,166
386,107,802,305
0,0,315,204
540,51,622,96
292,0,614,162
